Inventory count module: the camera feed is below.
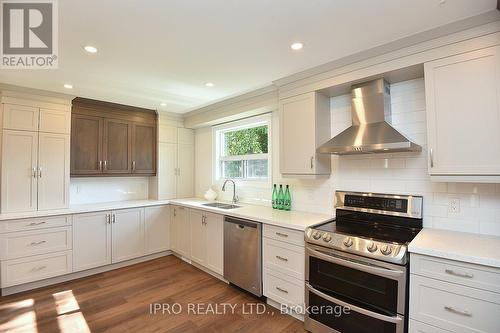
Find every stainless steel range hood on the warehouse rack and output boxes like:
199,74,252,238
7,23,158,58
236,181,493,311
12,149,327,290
317,78,421,155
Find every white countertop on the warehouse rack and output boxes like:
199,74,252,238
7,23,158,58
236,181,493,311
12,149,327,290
0,199,171,221
169,198,333,231
409,228,500,269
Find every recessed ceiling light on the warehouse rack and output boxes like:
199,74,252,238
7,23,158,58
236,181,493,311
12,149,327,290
83,45,98,53
63,84,73,89
205,82,214,87
160,102,167,107
290,42,304,50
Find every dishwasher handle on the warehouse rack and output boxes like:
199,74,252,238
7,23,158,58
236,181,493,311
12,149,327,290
224,217,260,229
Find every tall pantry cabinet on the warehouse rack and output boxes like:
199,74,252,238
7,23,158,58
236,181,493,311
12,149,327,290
0,91,72,213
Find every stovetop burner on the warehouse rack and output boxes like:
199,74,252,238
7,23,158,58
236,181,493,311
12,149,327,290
306,191,423,265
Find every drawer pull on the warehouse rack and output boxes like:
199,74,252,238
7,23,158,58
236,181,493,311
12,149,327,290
276,287,288,294
275,232,288,238
444,306,472,317
28,221,46,226
30,240,47,246
276,255,288,262
31,265,47,272
445,269,473,279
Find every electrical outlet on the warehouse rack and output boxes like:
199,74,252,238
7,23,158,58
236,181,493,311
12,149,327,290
448,198,460,214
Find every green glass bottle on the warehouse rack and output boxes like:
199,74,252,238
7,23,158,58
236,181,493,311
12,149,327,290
278,185,284,210
272,184,278,209
284,185,291,211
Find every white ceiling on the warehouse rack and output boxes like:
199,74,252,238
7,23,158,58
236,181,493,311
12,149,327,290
0,0,497,113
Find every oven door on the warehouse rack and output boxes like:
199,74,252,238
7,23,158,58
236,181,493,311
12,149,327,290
305,244,406,333
305,283,404,333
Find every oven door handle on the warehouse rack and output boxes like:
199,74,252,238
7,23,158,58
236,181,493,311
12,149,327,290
307,247,405,279
306,283,404,325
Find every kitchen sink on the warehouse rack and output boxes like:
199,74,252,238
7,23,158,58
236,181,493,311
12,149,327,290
202,202,241,209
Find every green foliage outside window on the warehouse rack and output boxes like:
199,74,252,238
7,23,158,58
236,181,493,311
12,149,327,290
224,125,268,156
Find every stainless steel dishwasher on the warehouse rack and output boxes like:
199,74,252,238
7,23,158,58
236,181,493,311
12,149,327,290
224,216,262,297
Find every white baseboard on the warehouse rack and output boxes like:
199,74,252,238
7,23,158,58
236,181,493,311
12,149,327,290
1,251,172,296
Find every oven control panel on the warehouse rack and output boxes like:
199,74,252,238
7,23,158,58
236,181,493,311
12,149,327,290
306,228,407,265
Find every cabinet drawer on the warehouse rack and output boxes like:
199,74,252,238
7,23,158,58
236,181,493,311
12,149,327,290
411,253,500,293
263,224,304,246
410,274,500,333
409,320,452,333
0,215,71,233
1,250,72,287
264,269,304,307
263,237,304,279
0,226,72,260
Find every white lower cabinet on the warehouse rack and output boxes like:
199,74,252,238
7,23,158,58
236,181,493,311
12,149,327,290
410,253,500,333
189,209,223,275
263,224,305,314
145,205,171,254
73,211,112,271
170,205,190,258
112,208,145,263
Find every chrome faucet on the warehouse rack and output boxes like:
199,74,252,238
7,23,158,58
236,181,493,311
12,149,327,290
222,179,239,204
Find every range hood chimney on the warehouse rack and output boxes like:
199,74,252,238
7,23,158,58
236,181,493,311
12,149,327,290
317,78,421,155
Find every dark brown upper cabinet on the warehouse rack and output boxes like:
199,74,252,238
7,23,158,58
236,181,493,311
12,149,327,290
71,98,157,177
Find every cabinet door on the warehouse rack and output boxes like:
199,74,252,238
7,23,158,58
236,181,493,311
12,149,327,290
158,142,177,199
73,211,112,271
177,143,194,198
3,104,39,131
425,46,500,175
39,109,71,134
71,114,103,175
205,212,224,275
131,123,156,175
112,208,145,263
1,130,38,213
103,119,132,174
145,205,170,254
159,124,177,143
38,133,70,210
172,206,190,258
189,209,206,265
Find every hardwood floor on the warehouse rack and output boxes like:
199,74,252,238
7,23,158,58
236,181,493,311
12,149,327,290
0,255,306,333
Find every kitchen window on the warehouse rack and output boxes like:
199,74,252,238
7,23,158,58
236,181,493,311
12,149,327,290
213,114,271,183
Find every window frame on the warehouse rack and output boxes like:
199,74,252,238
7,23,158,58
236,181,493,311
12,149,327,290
213,114,272,187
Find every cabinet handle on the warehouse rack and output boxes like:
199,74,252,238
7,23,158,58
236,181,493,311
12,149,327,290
112,214,116,223
429,148,434,168
31,265,47,272
103,160,108,171
445,269,473,279
173,208,177,217
444,306,472,317
275,232,288,238
38,167,42,178
99,160,103,171
106,214,110,224
32,167,37,178
276,255,288,262
30,240,46,246
310,156,314,169
132,160,136,171
276,287,288,294
28,221,46,226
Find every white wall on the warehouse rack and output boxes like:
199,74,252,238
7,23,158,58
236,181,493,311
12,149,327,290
194,78,500,236
69,177,150,205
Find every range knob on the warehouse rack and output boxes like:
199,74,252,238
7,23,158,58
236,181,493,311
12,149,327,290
367,242,378,253
343,237,353,247
381,245,393,255
322,234,332,242
313,232,322,240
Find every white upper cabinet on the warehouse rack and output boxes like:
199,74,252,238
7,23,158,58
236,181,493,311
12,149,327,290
279,92,331,176
1,130,38,213
37,133,70,210
177,142,194,198
3,104,39,131
425,46,500,181
158,142,178,199
144,205,170,254
39,108,71,134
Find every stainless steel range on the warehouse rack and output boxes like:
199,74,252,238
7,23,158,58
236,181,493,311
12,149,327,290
304,191,423,333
